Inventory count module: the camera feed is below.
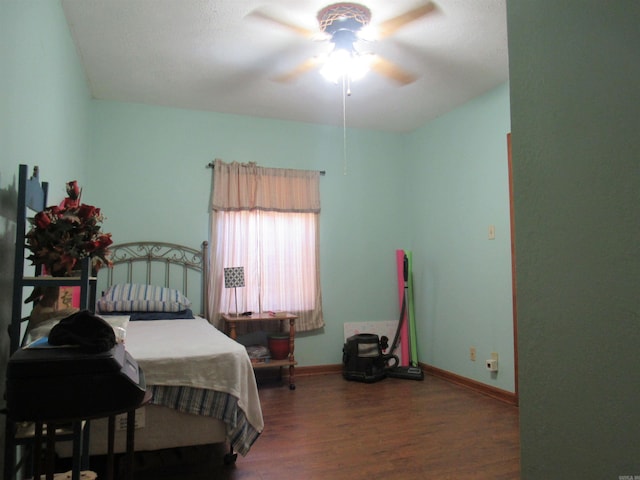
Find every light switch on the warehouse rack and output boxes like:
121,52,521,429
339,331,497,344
488,225,496,240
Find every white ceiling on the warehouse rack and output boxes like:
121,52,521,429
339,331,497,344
61,0,508,133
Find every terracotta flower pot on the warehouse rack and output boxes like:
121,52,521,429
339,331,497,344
267,334,290,360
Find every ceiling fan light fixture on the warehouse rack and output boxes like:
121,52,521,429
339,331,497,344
317,3,372,84
317,3,371,34
320,48,370,83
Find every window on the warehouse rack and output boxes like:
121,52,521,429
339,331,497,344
208,160,323,332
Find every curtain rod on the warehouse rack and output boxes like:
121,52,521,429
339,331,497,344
206,161,325,176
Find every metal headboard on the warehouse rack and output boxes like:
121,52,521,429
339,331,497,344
102,241,209,319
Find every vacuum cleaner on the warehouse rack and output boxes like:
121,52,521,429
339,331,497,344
343,253,424,382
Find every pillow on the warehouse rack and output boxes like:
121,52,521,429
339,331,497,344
129,309,195,321
97,283,191,313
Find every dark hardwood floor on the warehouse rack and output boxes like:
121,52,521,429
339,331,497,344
114,372,520,480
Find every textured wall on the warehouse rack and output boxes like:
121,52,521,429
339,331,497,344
87,100,409,368
407,84,514,392
508,1,640,477
0,0,92,463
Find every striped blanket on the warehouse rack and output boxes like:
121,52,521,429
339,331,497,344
149,385,261,455
108,317,264,455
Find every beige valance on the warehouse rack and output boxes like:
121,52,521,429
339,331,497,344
211,159,321,213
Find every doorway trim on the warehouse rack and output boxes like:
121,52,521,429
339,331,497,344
507,132,519,404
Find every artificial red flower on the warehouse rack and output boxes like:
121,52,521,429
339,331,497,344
26,180,112,276
96,234,113,249
34,211,51,229
66,181,81,200
61,197,79,209
77,204,97,219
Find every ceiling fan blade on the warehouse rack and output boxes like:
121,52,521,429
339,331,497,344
248,9,317,38
273,57,321,83
377,2,437,39
370,56,417,85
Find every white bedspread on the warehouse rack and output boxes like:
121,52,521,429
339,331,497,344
123,318,263,434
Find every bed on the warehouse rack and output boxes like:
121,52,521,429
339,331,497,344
58,241,263,462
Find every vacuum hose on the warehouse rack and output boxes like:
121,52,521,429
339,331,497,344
381,280,407,371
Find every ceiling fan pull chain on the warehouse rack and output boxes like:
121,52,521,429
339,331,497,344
342,76,348,176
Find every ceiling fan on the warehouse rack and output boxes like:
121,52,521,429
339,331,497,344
249,2,437,86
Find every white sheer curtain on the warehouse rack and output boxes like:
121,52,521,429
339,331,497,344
208,160,324,332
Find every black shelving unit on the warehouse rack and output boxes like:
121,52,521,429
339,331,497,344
8,164,96,354
4,164,96,480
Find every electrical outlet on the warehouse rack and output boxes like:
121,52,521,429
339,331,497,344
486,352,499,372
470,347,476,361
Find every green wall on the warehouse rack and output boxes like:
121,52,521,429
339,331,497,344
86,100,409,368
86,85,513,378
0,0,92,461
407,84,514,392
508,1,640,477
0,0,91,190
